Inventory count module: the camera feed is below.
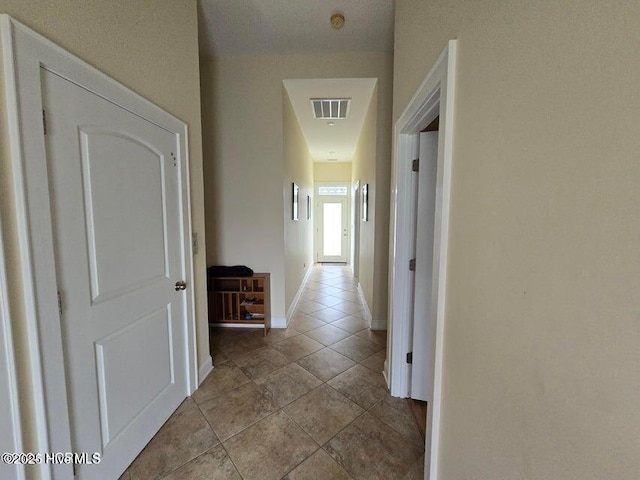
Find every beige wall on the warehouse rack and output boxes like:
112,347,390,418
201,51,393,322
351,89,377,324
0,2,205,476
394,1,640,478
313,162,352,183
283,91,314,312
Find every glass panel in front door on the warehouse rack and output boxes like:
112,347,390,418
323,203,342,256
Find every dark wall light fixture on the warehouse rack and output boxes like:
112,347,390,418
362,183,369,221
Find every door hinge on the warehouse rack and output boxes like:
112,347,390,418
57,291,63,316
42,110,47,135
72,463,76,476
409,258,416,271
406,352,413,364
412,158,419,172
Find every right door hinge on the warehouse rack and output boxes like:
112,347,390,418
42,109,47,135
409,258,416,271
406,352,413,364
57,291,63,316
412,158,419,172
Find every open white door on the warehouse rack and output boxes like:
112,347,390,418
317,197,349,263
42,70,188,479
410,132,439,401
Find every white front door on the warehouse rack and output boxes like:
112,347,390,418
43,70,188,479
317,197,349,263
410,131,438,401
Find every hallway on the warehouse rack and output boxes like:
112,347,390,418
121,265,424,480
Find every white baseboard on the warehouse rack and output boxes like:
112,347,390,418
383,359,390,388
371,318,388,330
198,356,213,385
357,282,373,327
285,264,315,325
210,322,262,329
270,316,287,329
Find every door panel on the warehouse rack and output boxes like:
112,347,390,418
317,197,348,263
95,306,174,447
42,69,187,479
410,132,438,401
80,130,169,302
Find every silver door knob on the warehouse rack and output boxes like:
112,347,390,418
175,281,187,291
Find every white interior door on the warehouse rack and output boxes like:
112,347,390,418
317,197,349,263
410,131,438,401
43,70,188,479
0,221,23,480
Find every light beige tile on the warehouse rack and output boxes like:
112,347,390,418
261,327,301,344
355,329,387,346
331,301,364,316
360,349,387,373
331,291,361,302
232,346,290,379
402,454,425,480
330,336,382,362
328,364,389,409
315,295,344,307
369,396,424,446
313,285,344,296
310,308,348,323
284,385,364,445
324,413,423,480
212,350,230,366
304,281,323,291
296,300,326,314
199,382,279,441
173,397,198,416
289,314,327,332
297,348,356,382
331,316,370,333
223,411,317,480
217,332,268,360
129,407,219,480
271,335,323,362
255,363,322,407
303,324,351,346
161,445,242,480
192,362,251,405
284,449,353,480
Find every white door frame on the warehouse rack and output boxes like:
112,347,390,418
315,182,350,264
387,40,457,480
0,215,25,480
1,16,198,479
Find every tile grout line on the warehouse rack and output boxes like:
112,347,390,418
207,267,391,479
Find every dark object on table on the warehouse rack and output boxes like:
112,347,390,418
208,265,254,280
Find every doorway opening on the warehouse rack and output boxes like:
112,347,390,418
315,183,350,264
388,41,457,480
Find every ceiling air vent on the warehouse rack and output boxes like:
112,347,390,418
311,98,350,119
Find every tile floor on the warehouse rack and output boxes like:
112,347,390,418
121,265,424,480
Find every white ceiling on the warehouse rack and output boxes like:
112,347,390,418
283,78,377,162
198,0,394,57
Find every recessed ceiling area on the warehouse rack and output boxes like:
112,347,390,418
283,78,377,163
198,0,394,57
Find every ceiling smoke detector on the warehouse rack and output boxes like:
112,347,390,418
330,13,345,30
